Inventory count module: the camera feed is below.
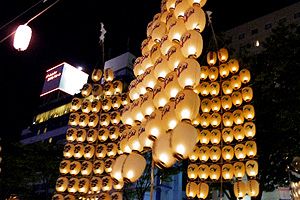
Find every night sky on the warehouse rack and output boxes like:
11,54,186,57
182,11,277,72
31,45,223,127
0,0,298,141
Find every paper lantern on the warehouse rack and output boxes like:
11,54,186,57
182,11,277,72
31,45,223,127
239,69,251,84
199,113,210,129
247,179,260,197
153,132,176,168
228,58,240,74
113,80,123,95
222,112,234,127
234,162,246,179
68,113,80,126
244,122,256,138
160,5,169,24
131,99,144,123
127,126,143,152
221,95,232,111
91,99,101,113
219,63,230,78
102,98,112,112
174,88,200,122
246,159,259,177
187,0,207,7
73,144,84,159
96,144,107,159
210,82,220,97
146,22,154,39
188,146,199,162
235,144,247,160
166,44,185,70
242,87,253,102
177,58,201,88
81,83,92,97
234,181,247,199
142,67,157,90
185,5,206,32
110,111,121,125
140,91,155,116
232,91,243,107
208,66,219,81
161,101,179,131
98,127,109,142
180,30,203,59
104,68,114,82
201,98,211,113
164,71,182,100
150,44,163,64
79,113,89,127
199,130,210,145
145,110,164,140
122,152,146,182
111,95,122,110
217,48,229,63
111,192,123,200
104,158,115,173
113,180,124,190
69,161,81,175
98,193,111,200
168,18,187,43
188,164,199,180
63,143,75,158
119,131,132,154
186,181,198,198
88,113,99,128
93,160,105,175
121,93,130,106
102,176,113,192
222,128,234,144
206,51,217,66
81,161,93,176
111,154,128,181
86,129,98,143
66,128,77,142
59,160,71,174
70,98,82,112
141,52,154,72
233,125,245,141
197,183,210,200
200,66,209,80
52,194,64,200
153,80,168,109
109,126,120,141
160,34,175,55
245,141,257,158
100,113,111,127
121,105,134,126
92,84,103,97
198,164,209,180
107,143,118,157
174,0,190,18
84,144,95,160
211,97,221,112
209,164,221,181
231,75,242,90
133,57,144,76
171,121,198,160
209,146,221,162
90,177,102,192
210,112,221,128
138,124,153,150
64,194,75,199
233,110,244,125
151,21,167,43
210,129,221,145
92,68,102,82
166,0,176,11
243,105,255,120
199,81,210,96
198,146,210,162
13,24,32,51
77,129,88,142
222,80,233,95
103,81,114,97
55,177,68,192
222,145,234,161
222,164,234,180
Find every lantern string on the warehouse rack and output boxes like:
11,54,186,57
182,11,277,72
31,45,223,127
206,11,219,51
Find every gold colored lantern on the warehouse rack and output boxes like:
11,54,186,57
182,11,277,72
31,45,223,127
210,112,221,128
96,144,107,158
121,104,134,126
199,81,210,96
233,125,245,141
81,161,93,176
98,193,111,200
104,158,115,173
52,194,64,200
142,67,157,90
86,129,98,143
102,98,112,112
234,144,247,160
180,30,203,58
166,0,176,11
68,113,80,126
63,143,75,158
151,43,163,64
93,160,105,175
247,179,260,197
121,93,130,106
166,44,185,70
245,141,257,158
111,95,122,110
160,5,169,24
90,177,102,192
200,66,209,80
88,113,99,128
164,71,182,100
81,99,91,114
127,126,143,152
59,160,71,174
83,144,95,160
161,101,179,131
186,181,198,198
242,86,253,102
113,180,124,190
102,176,113,192
222,112,234,127
153,132,176,168
160,34,175,55
234,181,247,199
198,146,210,162
209,146,221,162
233,162,246,179
188,164,199,180
174,0,190,18
219,63,230,78
104,68,114,82
185,5,206,32
206,51,217,66
189,146,199,162
231,75,242,90
100,113,111,127
91,99,101,113
217,48,229,63
201,98,211,113
222,164,234,180
228,59,240,74
239,68,251,84
199,130,210,145
168,18,188,43
233,110,244,125
103,81,114,97
200,113,211,128
111,154,128,181
111,192,123,200
222,145,234,161
232,91,243,107
210,129,221,145
198,164,209,180
138,124,153,150
92,68,103,82
209,164,221,181
210,82,220,97
131,99,145,123
107,143,118,157
187,0,207,7
110,111,121,125
66,128,77,142
211,97,221,112
177,58,201,88
244,122,256,138
70,97,82,112
151,21,167,43
113,80,123,95
119,131,132,154
153,80,168,109
222,128,234,144
146,22,154,38
141,52,154,72
73,144,84,159
208,66,219,81
243,104,255,120
145,109,164,140
69,161,81,175
222,80,233,95
109,126,120,141
55,177,68,192
98,127,109,142
140,91,155,117
133,57,144,77
122,152,147,182
92,84,103,97
81,83,92,97
246,160,259,177
197,183,209,199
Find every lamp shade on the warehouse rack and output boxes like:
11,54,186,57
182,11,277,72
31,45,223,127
122,152,146,182
13,24,32,51
185,5,206,32
164,71,182,100
246,160,259,177
222,164,234,180
198,164,209,180
161,101,179,131
188,164,199,180
177,58,201,89
55,177,68,192
180,30,203,59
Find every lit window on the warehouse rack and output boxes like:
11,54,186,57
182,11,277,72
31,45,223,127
255,40,260,47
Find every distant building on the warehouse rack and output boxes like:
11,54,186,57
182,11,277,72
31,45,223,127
224,1,300,55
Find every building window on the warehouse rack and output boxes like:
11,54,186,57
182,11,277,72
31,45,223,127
265,23,272,30
251,28,258,35
294,12,300,19
279,17,287,23
238,33,245,40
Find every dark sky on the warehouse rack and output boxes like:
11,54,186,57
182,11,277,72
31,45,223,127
0,0,299,141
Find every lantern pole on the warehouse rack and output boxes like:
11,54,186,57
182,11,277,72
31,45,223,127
99,22,106,71
206,11,219,51
150,156,155,200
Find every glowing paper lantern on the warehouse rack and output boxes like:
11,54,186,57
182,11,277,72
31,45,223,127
245,141,257,158
198,146,210,162
151,21,167,43
81,161,93,176
231,75,242,90
222,80,233,95
234,144,247,160
98,127,109,142
160,34,175,55
138,124,153,150
221,95,232,111
234,162,245,179
200,66,209,80
166,0,176,11
174,0,190,18
68,113,80,126
96,144,107,158
142,67,157,90
151,44,163,64
88,113,99,128
200,113,211,128
109,126,120,141
208,66,219,81
100,113,111,127
63,143,74,158
187,0,207,7
209,146,221,162
210,82,220,97
239,68,251,84
73,144,84,159
131,99,144,123
13,24,32,51
198,164,209,180
232,91,243,107
244,122,256,138
127,126,143,152
199,130,210,145
93,160,105,175
153,132,176,168
222,112,234,127
90,177,102,192
242,86,253,102
91,68,102,82
83,144,95,160
197,182,209,199
104,68,114,82
145,109,164,140
111,111,121,125
247,179,260,197
219,63,230,78
140,91,155,116
164,71,182,100
217,48,229,63
91,99,101,113
92,84,103,97
246,160,259,177
211,97,221,112
209,164,221,181
153,80,168,109
233,125,245,141
86,129,98,143
243,104,255,120
122,152,146,182
233,110,244,125
70,98,82,112
102,176,113,192
210,112,221,128
68,178,79,193
185,5,206,32
180,30,203,58
222,128,234,144
186,181,198,198
107,143,118,157
111,154,128,182
234,181,247,199
222,164,234,180
78,113,89,127
177,58,201,88
228,59,240,73
199,81,210,96
81,83,92,97
66,128,77,142
222,146,234,161
133,57,144,76
188,164,199,180
55,177,68,192
104,158,115,173
59,160,71,174
188,146,199,162
166,44,185,70
161,101,179,131
210,129,221,145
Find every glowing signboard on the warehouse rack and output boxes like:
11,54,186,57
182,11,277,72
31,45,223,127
41,62,89,96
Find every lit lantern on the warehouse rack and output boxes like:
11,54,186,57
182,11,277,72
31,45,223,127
209,164,221,181
208,66,219,81
145,110,164,141
103,81,114,97
81,99,91,113
198,146,210,162
81,83,92,97
221,95,232,111
70,98,82,112
211,97,221,112
92,84,103,97
244,122,256,138
222,164,234,180
147,36,156,52
109,126,120,141
59,160,71,174
69,161,81,175
55,177,68,192
92,68,103,82
228,59,240,74
171,121,198,160
210,129,221,145
102,176,113,192
64,195,75,199
153,132,176,168
233,125,245,141
87,129,98,143
76,129,87,143
91,99,101,113
102,98,112,112
188,146,199,162
234,181,247,199
111,192,123,200
233,110,244,125
111,95,122,110
121,93,130,106
160,34,174,55
243,105,255,120
141,52,153,72
180,30,203,58
133,57,144,76
199,130,210,145
232,91,243,107
96,144,107,158
210,82,220,97
242,87,253,102
246,160,259,177
164,71,182,100
222,128,234,144
100,113,111,127
169,18,188,42
234,162,246,179
104,158,115,173
121,105,134,126
127,126,143,152
66,128,77,142
153,80,168,109
188,164,199,180
63,143,74,158
239,69,251,84
131,99,144,123
219,63,230,78
222,80,233,95
107,143,118,157
93,160,105,175
99,193,111,200
138,124,153,150
122,152,147,182
152,13,162,27
193,84,201,94
200,66,209,80
209,146,221,162
187,0,207,7
195,184,210,199
52,194,64,200
119,131,132,154
113,180,124,190
104,68,114,82
150,44,163,64
174,0,190,18
210,112,221,128
161,101,179,131
166,0,176,11
84,144,95,160
160,6,169,24
222,112,234,127
98,127,109,142
113,80,123,95
186,181,198,198
13,24,32,51
111,154,128,182
142,67,157,90
174,88,200,122
90,177,102,192
146,22,154,39
73,144,84,159
185,5,206,32
177,58,201,88
140,91,155,116
217,48,229,63
166,44,185,70
231,75,242,90
247,179,260,197
88,113,99,128
222,146,234,161
68,113,80,126
198,164,209,180
234,144,247,160
245,141,257,158
111,111,121,125
81,161,93,176
151,21,167,43
201,98,211,113
200,113,211,128
206,51,217,66
199,81,210,96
